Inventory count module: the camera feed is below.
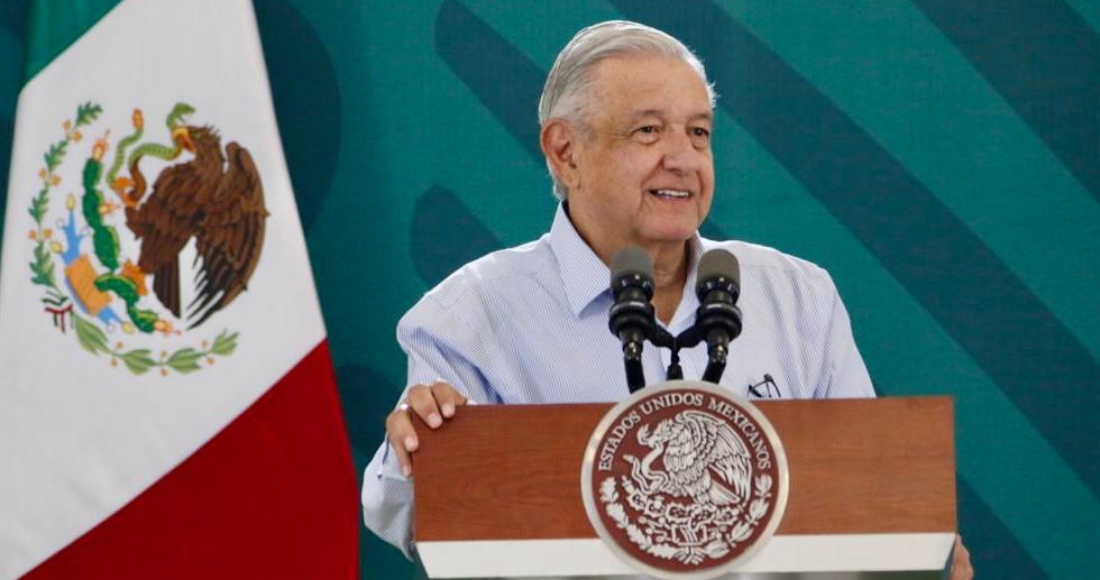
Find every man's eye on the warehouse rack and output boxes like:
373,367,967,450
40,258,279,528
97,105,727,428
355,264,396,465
637,125,658,134
692,127,711,138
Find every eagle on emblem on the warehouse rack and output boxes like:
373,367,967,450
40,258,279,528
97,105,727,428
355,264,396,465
114,120,267,329
627,410,753,507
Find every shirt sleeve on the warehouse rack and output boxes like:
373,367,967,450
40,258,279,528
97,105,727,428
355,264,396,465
360,438,416,558
360,293,493,559
815,288,877,399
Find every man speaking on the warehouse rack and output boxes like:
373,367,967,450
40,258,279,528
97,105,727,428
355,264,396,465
361,20,970,579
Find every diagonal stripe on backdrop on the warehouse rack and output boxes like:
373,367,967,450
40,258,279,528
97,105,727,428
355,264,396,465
412,185,502,287
957,479,1048,579
436,0,542,160
610,0,1100,502
254,0,342,236
911,0,1100,204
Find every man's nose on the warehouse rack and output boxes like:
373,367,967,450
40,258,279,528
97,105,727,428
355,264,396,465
660,129,706,174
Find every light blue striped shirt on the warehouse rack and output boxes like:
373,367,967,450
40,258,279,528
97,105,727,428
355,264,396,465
362,204,875,558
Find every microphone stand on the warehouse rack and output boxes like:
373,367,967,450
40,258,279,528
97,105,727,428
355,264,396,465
666,324,730,385
646,326,682,381
623,343,646,393
619,312,730,389
701,341,727,383
618,322,686,392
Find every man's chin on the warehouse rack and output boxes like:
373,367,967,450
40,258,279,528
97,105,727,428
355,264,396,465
638,227,698,246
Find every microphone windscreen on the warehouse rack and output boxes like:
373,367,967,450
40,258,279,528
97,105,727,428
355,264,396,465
696,249,740,291
610,245,654,283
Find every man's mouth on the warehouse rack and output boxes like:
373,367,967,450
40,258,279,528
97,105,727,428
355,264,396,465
650,189,691,199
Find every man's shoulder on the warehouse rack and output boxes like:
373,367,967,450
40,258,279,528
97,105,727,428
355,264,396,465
411,235,555,312
704,238,832,282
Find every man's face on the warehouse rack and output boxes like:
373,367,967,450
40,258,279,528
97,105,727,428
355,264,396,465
566,55,715,258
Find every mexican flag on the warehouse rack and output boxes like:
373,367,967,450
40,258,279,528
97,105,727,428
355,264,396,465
0,1,358,578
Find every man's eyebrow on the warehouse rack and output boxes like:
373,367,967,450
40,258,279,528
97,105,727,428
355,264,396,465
689,111,715,123
627,109,714,123
628,108,663,121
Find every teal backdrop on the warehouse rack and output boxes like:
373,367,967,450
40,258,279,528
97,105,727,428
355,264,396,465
1,1,1098,578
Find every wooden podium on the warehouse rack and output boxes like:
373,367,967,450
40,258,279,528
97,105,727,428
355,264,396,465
414,397,956,578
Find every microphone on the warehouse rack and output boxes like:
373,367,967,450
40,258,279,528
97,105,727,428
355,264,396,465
693,249,743,383
608,246,656,393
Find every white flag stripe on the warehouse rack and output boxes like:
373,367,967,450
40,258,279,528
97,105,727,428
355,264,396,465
0,1,327,578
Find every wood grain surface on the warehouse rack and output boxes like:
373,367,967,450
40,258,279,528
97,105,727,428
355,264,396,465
414,397,955,541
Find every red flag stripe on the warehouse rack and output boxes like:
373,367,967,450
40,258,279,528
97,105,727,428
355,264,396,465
23,340,359,580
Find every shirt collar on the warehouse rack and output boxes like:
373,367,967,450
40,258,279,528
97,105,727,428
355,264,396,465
548,203,707,321
549,203,610,317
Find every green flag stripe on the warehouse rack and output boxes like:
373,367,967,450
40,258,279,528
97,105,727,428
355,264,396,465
24,0,122,82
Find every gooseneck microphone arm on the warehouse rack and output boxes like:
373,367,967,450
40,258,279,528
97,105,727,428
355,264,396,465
608,247,658,393
675,249,743,385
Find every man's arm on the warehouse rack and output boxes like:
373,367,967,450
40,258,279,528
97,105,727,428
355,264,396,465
361,296,490,558
361,380,468,559
816,283,876,399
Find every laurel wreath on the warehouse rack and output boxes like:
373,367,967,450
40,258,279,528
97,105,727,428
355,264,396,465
27,102,240,376
73,316,238,375
600,473,774,566
27,104,96,307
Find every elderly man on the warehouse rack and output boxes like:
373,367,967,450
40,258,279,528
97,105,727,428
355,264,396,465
362,20,971,580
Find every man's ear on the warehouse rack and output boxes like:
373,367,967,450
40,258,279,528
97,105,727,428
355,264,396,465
540,120,581,190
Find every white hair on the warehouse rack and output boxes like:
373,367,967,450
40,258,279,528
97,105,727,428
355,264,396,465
538,20,717,200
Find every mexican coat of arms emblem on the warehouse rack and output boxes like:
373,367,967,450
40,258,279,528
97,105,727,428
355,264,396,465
23,102,267,376
582,380,789,579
